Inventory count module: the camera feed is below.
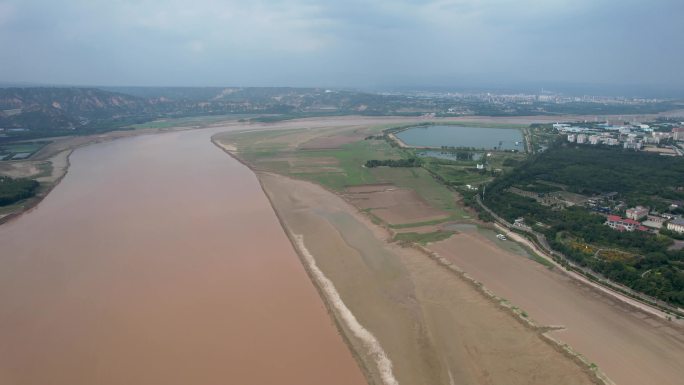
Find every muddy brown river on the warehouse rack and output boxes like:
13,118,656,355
0,128,366,385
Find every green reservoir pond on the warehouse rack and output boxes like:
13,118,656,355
397,125,523,150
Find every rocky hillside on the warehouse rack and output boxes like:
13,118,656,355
0,88,150,130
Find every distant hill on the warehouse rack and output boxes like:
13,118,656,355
0,86,387,135
0,88,149,131
0,86,680,141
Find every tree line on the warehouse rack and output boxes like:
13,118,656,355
365,157,422,168
0,176,39,206
482,143,684,306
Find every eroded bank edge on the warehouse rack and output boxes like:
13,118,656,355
210,136,382,385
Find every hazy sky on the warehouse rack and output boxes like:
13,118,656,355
1,0,683,89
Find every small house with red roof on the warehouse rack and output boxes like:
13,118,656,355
605,215,649,232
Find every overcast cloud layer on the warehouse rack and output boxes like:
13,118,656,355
0,0,682,90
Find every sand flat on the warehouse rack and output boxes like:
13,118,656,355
429,231,684,385
259,172,598,385
0,128,366,385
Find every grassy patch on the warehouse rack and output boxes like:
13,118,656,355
394,231,455,245
527,252,555,268
222,124,470,218
389,215,460,229
299,140,389,189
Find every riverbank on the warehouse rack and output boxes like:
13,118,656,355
214,116,684,385
429,229,684,385
253,171,600,385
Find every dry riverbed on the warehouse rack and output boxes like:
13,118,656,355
430,230,684,385
258,172,599,385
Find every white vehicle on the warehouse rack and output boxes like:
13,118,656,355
496,233,507,241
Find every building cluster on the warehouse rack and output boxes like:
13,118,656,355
555,122,684,155
605,215,649,232
603,205,684,234
433,92,664,105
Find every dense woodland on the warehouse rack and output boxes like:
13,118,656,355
0,176,39,206
484,144,684,306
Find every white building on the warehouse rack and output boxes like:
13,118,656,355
567,134,576,143
653,132,672,141
589,135,600,145
643,215,666,229
623,141,642,150
626,206,649,221
643,136,660,144
667,218,684,234
673,127,684,141
576,134,587,144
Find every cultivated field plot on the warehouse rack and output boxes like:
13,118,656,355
344,184,450,225
0,141,50,161
259,173,599,385
216,120,468,230
298,129,369,149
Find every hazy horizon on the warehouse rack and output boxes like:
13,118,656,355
1,0,683,94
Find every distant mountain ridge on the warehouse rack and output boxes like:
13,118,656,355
0,87,149,130
1,86,680,140
0,86,390,134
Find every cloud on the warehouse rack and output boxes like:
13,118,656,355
0,0,682,90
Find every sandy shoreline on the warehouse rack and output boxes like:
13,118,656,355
214,140,377,383
251,169,601,385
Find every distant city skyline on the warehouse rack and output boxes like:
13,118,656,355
1,0,683,93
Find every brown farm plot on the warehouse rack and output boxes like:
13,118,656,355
344,184,449,225
429,231,684,385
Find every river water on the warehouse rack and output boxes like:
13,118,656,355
0,128,366,385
